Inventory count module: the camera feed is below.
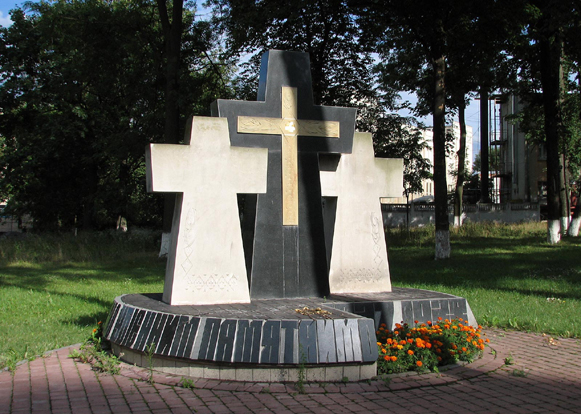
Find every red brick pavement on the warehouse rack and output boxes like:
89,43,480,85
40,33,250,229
1,329,580,413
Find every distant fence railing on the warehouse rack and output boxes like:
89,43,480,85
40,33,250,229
382,202,539,213
381,202,540,228
0,205,32,233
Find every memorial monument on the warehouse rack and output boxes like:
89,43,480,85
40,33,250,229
104,50,477,382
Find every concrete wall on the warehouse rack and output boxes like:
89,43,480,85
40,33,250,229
382,203,540,228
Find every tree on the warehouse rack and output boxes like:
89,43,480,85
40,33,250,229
211,0,431,195
466,148,501,201
506,0,580,242
356,0,482,259
444,1,518,224
0,0,228,231
211,0,377,108
157,0,184,245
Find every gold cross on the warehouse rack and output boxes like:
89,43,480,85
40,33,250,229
238,87,339,226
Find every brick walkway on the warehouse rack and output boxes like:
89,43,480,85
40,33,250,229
1,329,580,413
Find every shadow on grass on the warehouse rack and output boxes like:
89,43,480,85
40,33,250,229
389,236,581,299
0,258,166,312
73,313,112,328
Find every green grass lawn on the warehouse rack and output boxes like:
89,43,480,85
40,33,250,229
387,222,581,338
0,222,580,370
0,231,165,369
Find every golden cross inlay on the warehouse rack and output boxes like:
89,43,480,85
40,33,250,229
238,87,340,226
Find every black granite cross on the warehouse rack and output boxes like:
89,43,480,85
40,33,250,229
213,50,356,299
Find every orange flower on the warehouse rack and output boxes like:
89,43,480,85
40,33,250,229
407,350,414,355
384,355,390,361
93,328,97,333
437,317,443,321
391,356,397,362
462,347,467,352
437,356,442,362
414,320,419,324
425,342,432,349
416,361,423,367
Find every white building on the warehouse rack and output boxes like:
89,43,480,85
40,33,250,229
412,122,473,200
494,95,546,203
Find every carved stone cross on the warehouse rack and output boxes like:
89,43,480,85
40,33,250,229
146,116,268,305
320,132,403,294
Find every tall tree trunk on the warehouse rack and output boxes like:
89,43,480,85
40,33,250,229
157,0,184,256
539,34,563,244
479,87,490,203
558,61,569,234
572,73,581,237
453,100,467,227
433,53,450,259
560,153,569,234
569,192,581,236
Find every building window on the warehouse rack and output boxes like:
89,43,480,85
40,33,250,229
538,144,547,161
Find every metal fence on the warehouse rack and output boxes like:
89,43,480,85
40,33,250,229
381,202,541,228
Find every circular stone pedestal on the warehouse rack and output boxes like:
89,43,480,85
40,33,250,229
104,288,476,381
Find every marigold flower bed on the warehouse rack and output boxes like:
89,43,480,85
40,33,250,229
376,317,489,374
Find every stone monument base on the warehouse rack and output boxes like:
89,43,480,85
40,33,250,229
104,288,476,381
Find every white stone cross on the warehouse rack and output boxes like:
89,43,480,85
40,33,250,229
146,116,268,305
320,132,403,294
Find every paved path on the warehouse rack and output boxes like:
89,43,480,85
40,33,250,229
1,329,580,413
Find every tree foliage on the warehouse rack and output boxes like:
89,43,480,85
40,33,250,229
210,0,431,196
355,0,476,257
504,0,581,239
0,0,229,231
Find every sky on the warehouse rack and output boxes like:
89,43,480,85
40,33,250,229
0,0,20,26
0,0,482,160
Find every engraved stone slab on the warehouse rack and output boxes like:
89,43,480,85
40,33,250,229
146,116,268,305
320,132,403,294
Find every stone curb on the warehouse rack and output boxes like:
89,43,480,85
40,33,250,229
106,329,510,394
